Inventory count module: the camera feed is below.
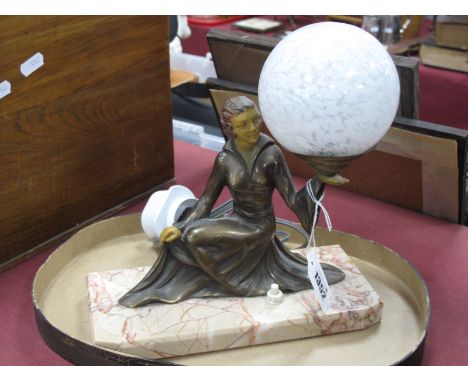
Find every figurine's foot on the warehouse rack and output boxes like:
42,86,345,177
318,173,349,186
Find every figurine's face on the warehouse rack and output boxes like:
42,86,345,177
230,108,261,148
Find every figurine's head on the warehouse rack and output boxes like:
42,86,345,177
221,96,261,148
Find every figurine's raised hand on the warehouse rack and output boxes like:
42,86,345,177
317,173,349,186
160,226,182,243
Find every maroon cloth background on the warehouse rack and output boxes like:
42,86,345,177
182,17,468,131
1,139,468,365
419,64,468,130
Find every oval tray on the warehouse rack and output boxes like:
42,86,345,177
33,213,429,365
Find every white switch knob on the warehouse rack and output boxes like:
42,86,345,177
267,283,284,304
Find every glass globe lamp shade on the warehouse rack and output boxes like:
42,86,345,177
258,22,400,158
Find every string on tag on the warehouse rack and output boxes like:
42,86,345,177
306,180,333,250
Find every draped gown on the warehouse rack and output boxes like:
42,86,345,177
119,134,345,308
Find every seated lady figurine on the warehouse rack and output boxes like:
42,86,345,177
119,96,345,308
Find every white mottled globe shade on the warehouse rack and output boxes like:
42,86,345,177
258,22,400,157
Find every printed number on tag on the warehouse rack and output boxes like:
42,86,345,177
307,247,331,311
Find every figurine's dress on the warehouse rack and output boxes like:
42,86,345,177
119,134,344,307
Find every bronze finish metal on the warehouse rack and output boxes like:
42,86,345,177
296,147,376,185
118,97,345,307
296,153,362,177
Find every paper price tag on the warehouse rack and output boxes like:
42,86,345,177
0,80,11,100
20,52,44,77
307,246,331,311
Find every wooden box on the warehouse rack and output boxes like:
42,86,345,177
0,16,174,270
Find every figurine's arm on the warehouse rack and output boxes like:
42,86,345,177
271,146,324,233
175,152,226,231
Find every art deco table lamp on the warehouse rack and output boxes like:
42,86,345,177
83,21,403,360
33,20,429,366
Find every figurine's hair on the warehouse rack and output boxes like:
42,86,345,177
221,96,261,137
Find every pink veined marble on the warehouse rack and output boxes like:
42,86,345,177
86,245,383,359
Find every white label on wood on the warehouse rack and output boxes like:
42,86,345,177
20,52,44,77
0,80,11,100
307,247,331,311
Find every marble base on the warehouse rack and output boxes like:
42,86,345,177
86,245,383,359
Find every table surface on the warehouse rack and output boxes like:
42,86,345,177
1,139,468,365
181,16,468,131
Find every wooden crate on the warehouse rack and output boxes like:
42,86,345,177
0,16,174,270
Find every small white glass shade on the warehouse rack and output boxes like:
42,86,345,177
258,22,400,157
